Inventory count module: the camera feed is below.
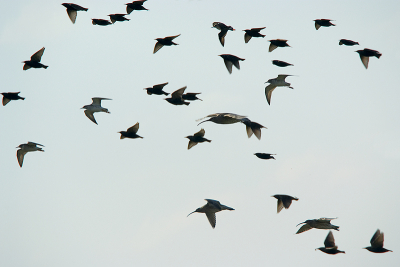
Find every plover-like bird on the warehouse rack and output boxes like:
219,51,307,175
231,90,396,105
296,218,339,234
187,199,234,228
16,142,44,168
82,97,111,125
265,74,294,105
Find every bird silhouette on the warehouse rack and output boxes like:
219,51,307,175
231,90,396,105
16,142,44,168
197,113,247,126
272,60,293,67
268,39,290,52
243,27,265,43
212,22,235,47
92,19,112,26
144,82,169,96
153,34,180,54
364,229,392,253
126,0,148,14
187,199,234,228
62,3,88,24
186,129,211,149
23,47,47,70
240,118,266,140
182,93,202,101
265,75,294,105
165,86,190,106
316,231,345,254
108,14,130,23
339,39,359,46
272,195,298,213
255,153,276,160
356,48,382,69
1,92,25,106
219,54,245,74
296,218,339,234
81,97,111,124
314,19,335,30
119,122,143,139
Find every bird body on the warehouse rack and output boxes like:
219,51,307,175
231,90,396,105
108,14,130,23
272,60,293,67
119,122,143,139
296,218,339,234
153,34,180,54
356,48,382,69
182,93,202,101
186,128,211,149
219,54,245,74
165,86,190,105
187,199,234,228
82,97,111,124
212,22,235,47
240,118,266,140
126,1,148,13
16,142,44,167
265,74,294,105
1,92,25,106
62,3,88,24
92,19,112,26
243,27,265,43
268,39,290,52
339,39,359,46
316,231,345,254
255,153,276,160
314,19,335,30
272,194,298,213
197,113,247,125
364,229,392,253
23,47,47,70
144,82,169,95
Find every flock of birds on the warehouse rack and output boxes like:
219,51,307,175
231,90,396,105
2,1,392,257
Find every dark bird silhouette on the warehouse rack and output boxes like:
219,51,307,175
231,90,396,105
316,231,345,255
219,54,245,74
165,86,190,106
185,128,211,150
182,93,202,101
356,48,382,69
23,47,47,70
81,97,111,124
108,14,130,23
212,22,235,47
364,229,392,253
268,39,290,52
339,39,359,46
62,3,88,24
265,75,294,105
119,122,143,139
255,153,276,160
1,92,25,106
272,194,298,213
314,19,335,30
92,19,112,26
187,199,234,228
296,218,339,234
243,27,265,43
197,113,247,126
144,82,169,96
153,34,180,54
272,60,293,67
16,142,44,168
126,0,148,14
241,118,266,140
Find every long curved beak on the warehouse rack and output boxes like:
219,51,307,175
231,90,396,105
296,222,305,227
197,119,208,126
187,211,196,217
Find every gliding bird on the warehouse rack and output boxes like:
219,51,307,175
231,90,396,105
265,75,294,105
187,199,234,228
16,142,44,168
81,97,111,124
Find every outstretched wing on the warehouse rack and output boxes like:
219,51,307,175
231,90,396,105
194,128,205,138
205,212,216,228
16,149,27,167
153,42,164,54
244,33,252,43
31,47,45,62
223,58,233,74
359,55,369,69
84,110,97,124
296,224,312,234
187,140,197,150
91,97,111,105
218,29,228,46
165,34,181,40
127,122,139,133
269,43,277,52
324,231,336,248
171,86,187,99
265,84,276,105
66,9,77,23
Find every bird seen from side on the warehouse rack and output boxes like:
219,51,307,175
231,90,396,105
153,34,180,54
212,22,235,47
119,122,143,139
62,3,88,24
81,97,111,125
187,199,234,228
316,231,345,254
296,218,339,234
16,142,44,168
1,92,25,106
185,128,211,150
272,194,298,213
23,47,48,70
364,229,392,253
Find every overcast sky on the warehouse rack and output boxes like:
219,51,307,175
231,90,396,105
1,0,399,266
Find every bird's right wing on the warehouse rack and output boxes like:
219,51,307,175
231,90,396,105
244,33,252,43
187,140,197,150
371,229,384,248
165,34,181,40
205,212,216,228
265,84,276,105
223,58,233,74
153,82,168,90
296,224,312,234
2,97,11,106
193,128,205,138
246,125,253,138
67,9,77,24
84,110,97,124
359,55,369,69
16,149,27,167
127,122,139,133
92,97,111,105
324,231,336,248
277,199,284,213
171,86,187,99
31,47,45,62
153,42,164,54
315,22,321,30
269,43,277,52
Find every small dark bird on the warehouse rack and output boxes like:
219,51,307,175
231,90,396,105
272,194,298,213
241,118,266,140
16,142,44,168
356,48,382,69
153,34,180,54
23,47,48,70
185,128,211,150
144,82,169,96
62,3,88,24
182,93,202,101
219,54,245,74
339,39,359,46
255,153,276,160
1,92,25,106
126,0,148,13
316,231,345,255
268,39,290,52
108,14,130,23
92,19,112,26
187,199,234,228
314,19,335,30
272,60,293,67
296,218,339,234
243,27,265,43
165,86,190,106
212,22,235,47
364,229,392,253
119,122,143,139
197,113,247,125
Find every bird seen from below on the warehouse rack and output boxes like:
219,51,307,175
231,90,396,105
339,39,359,46
219,54,245,74
265,74,294,105
255,153,276,160
240,118,266,140
356,48,382,69
197,113,247,126
182,92,202,101
119,122,143,139
268,39,290,52
1,92,25,106
272,194,298,213
92,19,112,26
243,27,265,43
61,3,88,24
272,60,293,67
185,128,211,150
314,19,335,30
316,231,345,255
187,199,234,228
153,34,180,54
23,47,48,70
296,218,339,234
81,97,111,125
108,14,130,24
126,0,148,14
364,229,392,253
144,82,169,96
212,22,235,47
165,86,190,106
16,142,44,168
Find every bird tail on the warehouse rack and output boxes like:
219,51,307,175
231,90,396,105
43,65,48,69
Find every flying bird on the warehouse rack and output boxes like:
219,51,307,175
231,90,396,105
212,22,235,47
23,47,48,70
240,118,266,140
182,93,202,101
272,195,298,213
187,199,234,228
268,39,290,52
314,19,335,30
219,54,245,74
296,218,339,234
119,122,143,139
316,231,345,254
356,48,382,69
108,14,130,23
126,0,148,14
144,82,169,95
197,113,247,126
265,75,294,105
16,142,44,168
364,229,392,253
81,97,111,124
186,128,211,150
339,39,359,46
255,153,276,160
165,86,190,106
1,92,25,106
62,3,88,24
243,27,265,43
92,19,112,26
272,60,293,67
153,34,180,54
